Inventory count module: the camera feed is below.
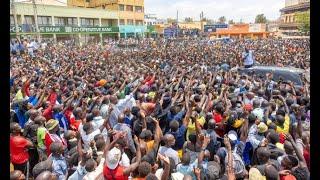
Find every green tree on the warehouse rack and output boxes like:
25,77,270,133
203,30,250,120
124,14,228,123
185,17,193,22
295,10,310,33
167,18,177,24
218,16,226,24
228,19,235,24
255,14,267,23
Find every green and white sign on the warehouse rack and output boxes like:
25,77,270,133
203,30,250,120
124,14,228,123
10,25,119,34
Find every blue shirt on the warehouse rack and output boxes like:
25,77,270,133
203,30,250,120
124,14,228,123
14,106,27,128
167,110,186,124
28,96,38,106
169,125,187,150
53,112,69,132
51,155,68,180
242,51,254,66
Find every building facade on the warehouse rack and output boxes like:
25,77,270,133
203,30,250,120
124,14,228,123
67,0,146,38
279,0,310,34
211,24,271,39
144,14,166,26
10,2,121,44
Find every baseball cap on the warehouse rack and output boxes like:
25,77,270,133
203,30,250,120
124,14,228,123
45,119,59,131
106,147,122,170
257,122,268,134
228,130,238,141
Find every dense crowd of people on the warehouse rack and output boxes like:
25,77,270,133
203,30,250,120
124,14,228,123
10,37,310,180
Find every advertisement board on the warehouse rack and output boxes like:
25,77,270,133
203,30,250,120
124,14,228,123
204,24,228,32
10,25,119,34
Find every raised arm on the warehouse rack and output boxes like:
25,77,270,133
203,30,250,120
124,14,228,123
123,135,141,175
224,135,236,180
285,133,308,169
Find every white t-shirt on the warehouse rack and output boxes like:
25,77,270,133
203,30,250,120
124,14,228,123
81,129,101,150
83,158,105,180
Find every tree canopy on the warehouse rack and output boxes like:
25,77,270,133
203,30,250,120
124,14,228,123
295,10,310,33
255,14,267,23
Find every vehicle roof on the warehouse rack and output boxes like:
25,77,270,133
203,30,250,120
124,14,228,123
242,65,305,74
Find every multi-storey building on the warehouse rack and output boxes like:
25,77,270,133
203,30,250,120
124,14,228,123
67,0,146,38
10,2,120,43
279,0,310,35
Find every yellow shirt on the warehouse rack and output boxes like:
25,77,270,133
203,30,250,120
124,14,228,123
10,163,14,172
186,116,205,141
15,90,23,101
146,140,155,153
276,115,290,134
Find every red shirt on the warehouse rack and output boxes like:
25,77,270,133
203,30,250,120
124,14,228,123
23,81,30,97
213,112,224,137
65,110,81,131
44,133,67,156
10,136,29,164
213,112,222,123
303,148,310,170
43,105,53,120
48,92,57,105
103,165,128,180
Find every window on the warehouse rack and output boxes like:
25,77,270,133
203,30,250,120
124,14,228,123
55,17,67,26
120,19,125,25
136,20,143,25
24,15,34,25
127,19,134,25
66,17,77,26
93,19,100,26
10,15,15,25
126,5,133,11
119,4,124,11
80,18,95,26
135,6,143,12
38,16,52,26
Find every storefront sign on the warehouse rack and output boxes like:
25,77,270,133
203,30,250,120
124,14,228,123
119,25,147,33
10,25,119,34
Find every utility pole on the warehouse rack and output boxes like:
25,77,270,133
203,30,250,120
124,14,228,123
176,10,178,38
32,0,41,42
11,0,20,41
200,11,203,33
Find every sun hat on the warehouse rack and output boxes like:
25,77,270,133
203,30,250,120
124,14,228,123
45,119,59,131
258,122,268,133
106,147,122,170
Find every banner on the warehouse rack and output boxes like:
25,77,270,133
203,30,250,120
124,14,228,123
204,24,228,32
10,25,119,34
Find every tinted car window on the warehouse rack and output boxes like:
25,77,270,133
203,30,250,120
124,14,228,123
238,67,303,86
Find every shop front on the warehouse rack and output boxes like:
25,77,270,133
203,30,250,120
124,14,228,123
10,25,119,44
119,25,147,38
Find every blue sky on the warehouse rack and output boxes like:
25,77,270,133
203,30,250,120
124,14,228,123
145,0,284,23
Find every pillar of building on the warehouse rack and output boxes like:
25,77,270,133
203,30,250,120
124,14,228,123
51,16,57,43
20,14,25,39
99,18,103,46
77,17,82,46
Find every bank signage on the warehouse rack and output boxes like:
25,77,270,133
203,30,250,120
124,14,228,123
204,24,228,32
10,25,119,34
